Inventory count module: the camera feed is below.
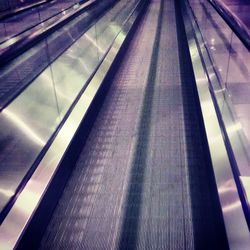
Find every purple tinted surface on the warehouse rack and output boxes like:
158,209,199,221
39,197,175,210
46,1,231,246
0,0,109,109
212,0,250,47
0,0,38,12
219,0,250,29
0,0,78,43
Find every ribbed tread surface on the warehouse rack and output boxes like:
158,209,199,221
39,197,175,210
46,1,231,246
40,0,228,249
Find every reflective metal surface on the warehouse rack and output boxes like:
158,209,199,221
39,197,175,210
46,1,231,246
0,0,116,109
51,0,137,117
0,0,144,248
39,0,229,248
0,67,60,213
0,0,139,217
188,0,250,223
181,0,250,249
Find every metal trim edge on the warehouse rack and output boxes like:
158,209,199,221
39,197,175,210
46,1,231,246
181,1,250,249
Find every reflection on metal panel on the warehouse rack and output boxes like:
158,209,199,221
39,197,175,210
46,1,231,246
0,67,60,212
182,0,250,248
0,0,145,249
0,0,140,217
188,0,250,180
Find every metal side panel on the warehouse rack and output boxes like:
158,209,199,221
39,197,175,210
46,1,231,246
0,1,146,249
181,0,250,249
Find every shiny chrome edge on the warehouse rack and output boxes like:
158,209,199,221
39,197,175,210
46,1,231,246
181,1,250,249
0,0,145,249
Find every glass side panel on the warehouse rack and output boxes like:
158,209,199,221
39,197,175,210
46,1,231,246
0,0,140,217
188,0,250,190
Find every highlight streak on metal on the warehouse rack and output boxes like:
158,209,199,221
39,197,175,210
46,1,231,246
2,109,45,147
0,189,15,199
84,33,105,54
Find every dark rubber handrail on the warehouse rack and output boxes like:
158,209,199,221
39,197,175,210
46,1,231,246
0,0,97,66
208,0,250,51
0,0,88,45
0,0,52,21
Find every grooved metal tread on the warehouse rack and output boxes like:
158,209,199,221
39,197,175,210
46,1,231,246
40,0,228,249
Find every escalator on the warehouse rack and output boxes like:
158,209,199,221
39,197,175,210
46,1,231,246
16,0,229,249
0,0,125,220
0,0,85,43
